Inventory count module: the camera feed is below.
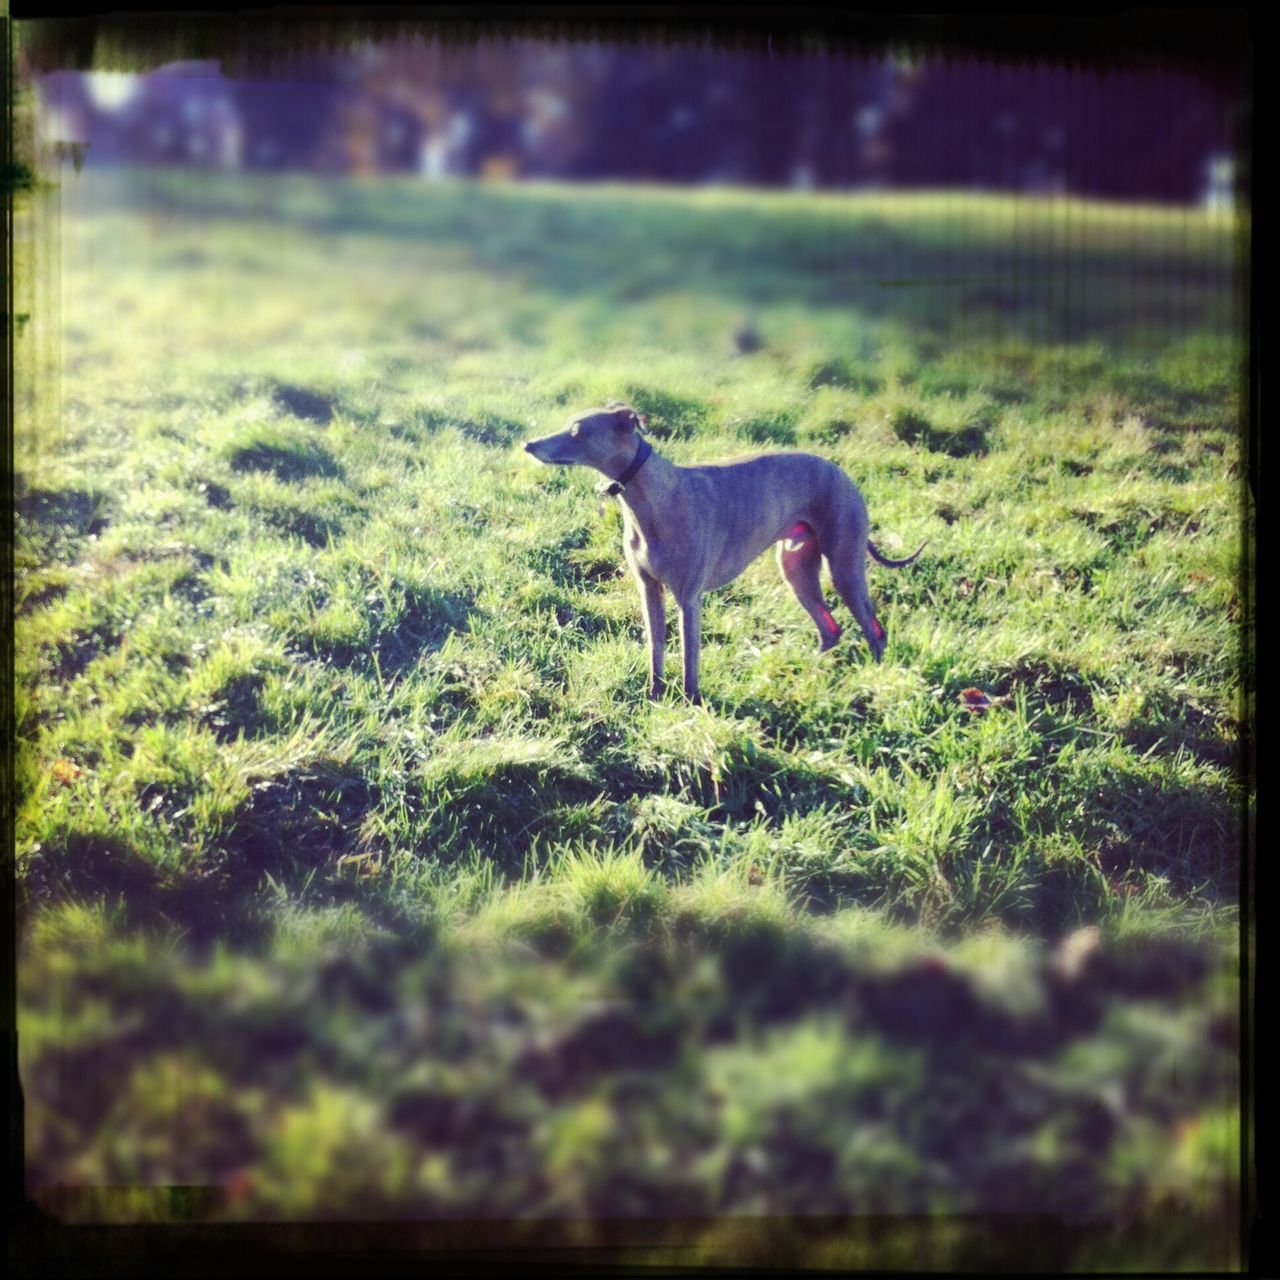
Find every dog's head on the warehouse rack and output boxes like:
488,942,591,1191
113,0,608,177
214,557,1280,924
524,402,646,475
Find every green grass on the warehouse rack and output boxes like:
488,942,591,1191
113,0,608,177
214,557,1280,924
13,169,1248,1267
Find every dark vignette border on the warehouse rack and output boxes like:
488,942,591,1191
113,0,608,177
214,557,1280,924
3,5,1256,1276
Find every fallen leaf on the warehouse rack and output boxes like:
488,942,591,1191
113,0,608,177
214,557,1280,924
51,758,82,785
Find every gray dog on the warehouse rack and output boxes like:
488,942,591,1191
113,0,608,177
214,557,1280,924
525,401,926,703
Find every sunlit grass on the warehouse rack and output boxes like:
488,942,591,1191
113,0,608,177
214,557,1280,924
13,169,1247,1265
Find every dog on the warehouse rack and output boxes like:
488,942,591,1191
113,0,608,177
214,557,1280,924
524,402,926,703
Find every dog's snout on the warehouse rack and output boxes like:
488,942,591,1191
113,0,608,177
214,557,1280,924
525,435,568,465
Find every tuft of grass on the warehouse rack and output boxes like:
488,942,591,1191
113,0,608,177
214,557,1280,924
554,846,664,929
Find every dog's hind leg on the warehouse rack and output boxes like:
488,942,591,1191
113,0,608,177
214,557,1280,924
777,523,842,652
826,537,887,662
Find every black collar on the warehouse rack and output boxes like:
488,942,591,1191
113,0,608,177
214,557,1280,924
598,437,652,497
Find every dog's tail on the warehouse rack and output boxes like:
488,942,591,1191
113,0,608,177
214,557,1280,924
868,539,928,569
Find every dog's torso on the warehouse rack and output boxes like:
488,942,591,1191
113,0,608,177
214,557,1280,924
620,450,862,598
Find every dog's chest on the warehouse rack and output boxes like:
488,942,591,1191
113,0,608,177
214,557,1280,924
621,515,677,583
624,524,659,575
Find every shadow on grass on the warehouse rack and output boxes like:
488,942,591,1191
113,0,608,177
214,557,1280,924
17,486,112,536
890,407,993,458
260,507,346,548
457,414,527,447
20,841,1234,1240
619,728,862,824
194,479,234,510
390,408,527,448
986,658,1097,715
26,767,386,947
272,382,335,424
416,749,603,877
524,526,621,591
737,414,799,447
505,909,1219,1076
1090,770,1240,901
1121,698,1242,773
307,586,476,677
16,577,72,615
228,438,343,484
197,670,273,743
181,765,384,941
24,833,169,915
17,486,113,562
49,620,126,683
807,356,884,396
711,687,877,755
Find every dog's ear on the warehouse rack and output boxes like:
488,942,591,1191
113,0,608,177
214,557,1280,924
608,403,641,433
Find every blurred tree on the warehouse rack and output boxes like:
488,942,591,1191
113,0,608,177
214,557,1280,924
878,59,1232,201
230,57,344,171
33,36,1238,203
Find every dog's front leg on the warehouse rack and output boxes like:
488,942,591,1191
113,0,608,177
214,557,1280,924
637,573,666,699
678,596,703,705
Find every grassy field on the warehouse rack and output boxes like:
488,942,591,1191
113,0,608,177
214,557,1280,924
14,168,1249,1267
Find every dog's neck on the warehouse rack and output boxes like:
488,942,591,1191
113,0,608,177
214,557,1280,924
612,435,652,486
608,445,681,532
597,435,652,496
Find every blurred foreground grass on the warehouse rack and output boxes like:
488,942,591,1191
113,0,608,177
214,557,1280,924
14,169,1248,1268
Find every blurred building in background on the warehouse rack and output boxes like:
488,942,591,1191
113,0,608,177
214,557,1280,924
35,39,1240,206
